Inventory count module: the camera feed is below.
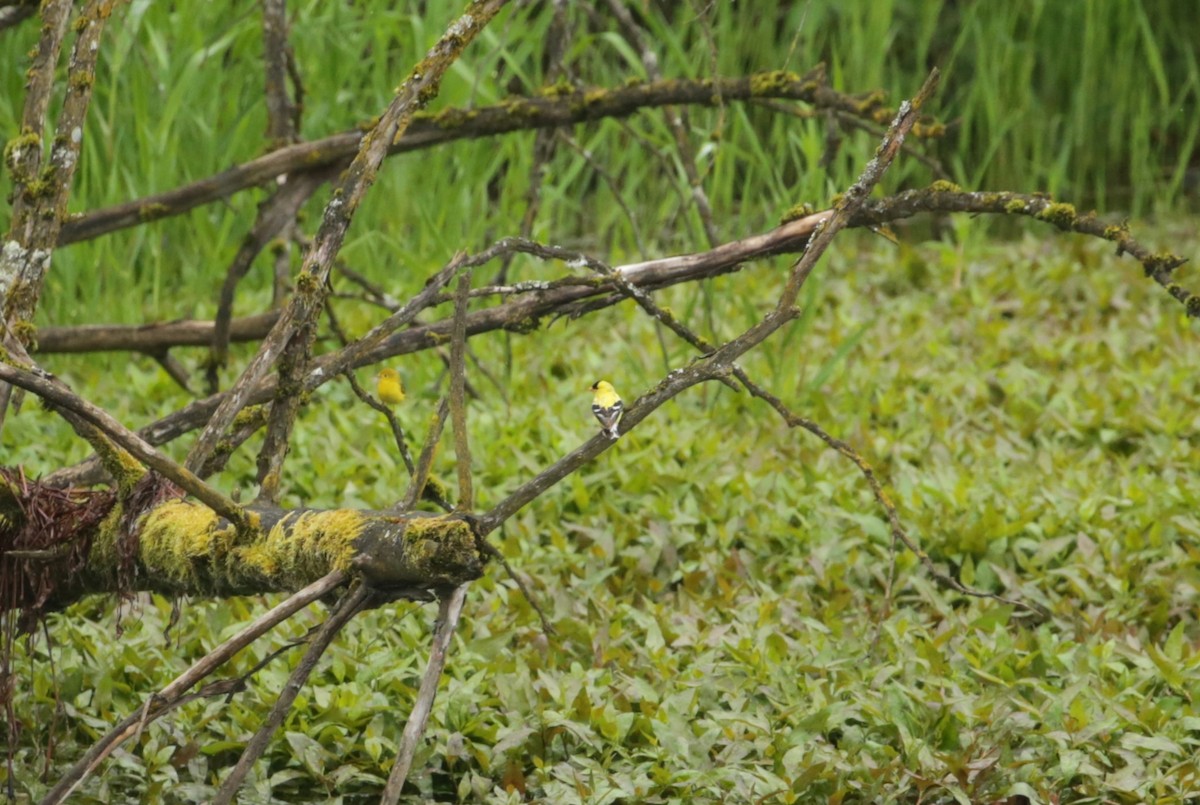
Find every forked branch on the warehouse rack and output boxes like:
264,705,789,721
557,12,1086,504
40,571,348,805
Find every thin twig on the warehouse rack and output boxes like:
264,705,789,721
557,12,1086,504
334,253,475,375
748,384,1044,617
145,348,193,393
476,540,555,635
0,364,252,533
449,275,474,511
401,398,451,512
39,570,347,805
324,299,420,480
554,130,647,252
334,259,397,309
379,584,469,805
345,369,418,478
212,582,370,805
184,0,511,475
466,345,509,406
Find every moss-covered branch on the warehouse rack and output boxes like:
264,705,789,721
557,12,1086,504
0,472,485,618
41,185,1192,492
56,66,940,246
181,0,510,478
854,184,1196,316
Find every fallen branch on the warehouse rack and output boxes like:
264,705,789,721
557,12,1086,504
212,583,371,804
56,67,934,246
35,312,280,354
0,489,484,612
380,584,469,804
39,570,348,805
42,185,1192,492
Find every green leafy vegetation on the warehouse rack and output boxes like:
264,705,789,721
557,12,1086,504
7,223,1200,802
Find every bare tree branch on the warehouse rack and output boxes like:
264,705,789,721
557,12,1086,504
261,0,300,145
184,0,512,475
55,67,927,247
854,187,1195,314
212,583,371,805
2,0,120,430
0,363,252,532
449,274,474,511
39,570,348,805
5,0,72,240
209,169,331,394
37,312,280,355
380,584,469,804
401,398,451,512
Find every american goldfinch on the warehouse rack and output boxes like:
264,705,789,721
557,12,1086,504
590,380,623,440
375,368,406,405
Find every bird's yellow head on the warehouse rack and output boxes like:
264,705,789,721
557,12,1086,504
378,368,400,382
590,380,613,393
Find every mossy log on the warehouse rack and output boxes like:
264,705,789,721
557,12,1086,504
0,469,485,620
127,501,484,595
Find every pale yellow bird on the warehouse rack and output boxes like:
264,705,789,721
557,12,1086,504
589,380,623,440
375,368,406,406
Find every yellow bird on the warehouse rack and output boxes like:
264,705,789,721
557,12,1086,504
589,380,623,440
375,368,406,406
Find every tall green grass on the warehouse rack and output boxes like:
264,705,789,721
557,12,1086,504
1,1,1195,336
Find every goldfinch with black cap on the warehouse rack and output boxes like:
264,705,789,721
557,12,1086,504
590,380,623,440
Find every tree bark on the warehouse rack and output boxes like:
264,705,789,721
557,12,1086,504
0,472,485,617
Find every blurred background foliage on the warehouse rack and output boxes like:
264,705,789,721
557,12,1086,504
1,0,1196,330
2,1,1199,802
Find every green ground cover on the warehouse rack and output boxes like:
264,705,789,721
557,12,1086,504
8,218,1200,802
